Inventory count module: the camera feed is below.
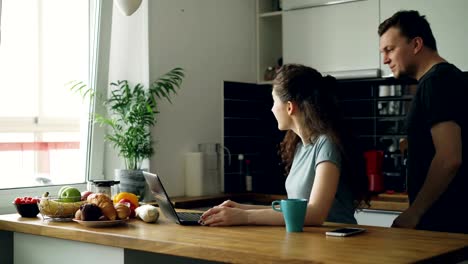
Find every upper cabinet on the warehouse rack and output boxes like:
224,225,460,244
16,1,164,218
283,0,380,74
380,0,468,75
282,0,359,11
256,0,468,82
257,0,283,84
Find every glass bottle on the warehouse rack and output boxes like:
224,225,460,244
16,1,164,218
245,160,252,192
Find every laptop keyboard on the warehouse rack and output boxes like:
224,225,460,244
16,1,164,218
177,212,203,221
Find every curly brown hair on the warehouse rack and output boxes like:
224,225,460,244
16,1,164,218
273,64,370,209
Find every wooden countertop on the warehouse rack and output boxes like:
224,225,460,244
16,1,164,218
369,193,409,212
168,192,409,212
1,213,466,263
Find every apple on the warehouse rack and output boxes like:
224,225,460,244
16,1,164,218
118,198,136,218
58,186,71,197
81,191,93,201
60,187,81,202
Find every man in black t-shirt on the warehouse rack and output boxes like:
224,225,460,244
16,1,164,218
378,10,467,233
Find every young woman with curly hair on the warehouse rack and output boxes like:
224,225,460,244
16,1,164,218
200,64,369,227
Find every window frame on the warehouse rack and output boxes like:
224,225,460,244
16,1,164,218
0,0,112,214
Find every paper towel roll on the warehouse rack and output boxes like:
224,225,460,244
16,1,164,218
185,152,204,197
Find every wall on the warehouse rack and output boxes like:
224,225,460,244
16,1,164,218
147,0,256,196
106,0,256,196
105,0,150,178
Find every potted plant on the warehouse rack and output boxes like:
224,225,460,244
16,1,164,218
71,67,185,200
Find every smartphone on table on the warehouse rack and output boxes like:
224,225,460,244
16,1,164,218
325,227,366,237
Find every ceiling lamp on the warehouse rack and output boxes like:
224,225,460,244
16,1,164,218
114,0,142,16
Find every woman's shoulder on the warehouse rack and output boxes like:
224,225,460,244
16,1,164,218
314,134,334,146
313,134,342,165
314,134,341,153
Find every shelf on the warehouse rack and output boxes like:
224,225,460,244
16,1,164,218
224,117,262,121
376,95,413,101
224,98,264,103
340,98,373,102
257,80,273,85
258,11,282,18
224,152,262,157
377,116,407,121
359,134,407,138
344,117,376,120
337,76,418,85
257,0,282,84
224,136,265,139
340,95,413,102
344,116,406,120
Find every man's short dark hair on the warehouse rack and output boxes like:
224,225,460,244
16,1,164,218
378,10,437,51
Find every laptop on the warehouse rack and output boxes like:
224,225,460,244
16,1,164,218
143,171,203,225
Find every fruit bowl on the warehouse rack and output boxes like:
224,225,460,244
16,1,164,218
38,196,84,221
14,203,40,218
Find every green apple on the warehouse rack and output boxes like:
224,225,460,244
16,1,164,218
59,187,81,202
58,186,72,197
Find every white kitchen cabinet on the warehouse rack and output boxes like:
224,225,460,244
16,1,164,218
256,0,283,84
14,233,124,264
8,232,208,264
283,0,380,73
282,0,359,11
354,209,400,227
380,0,468,75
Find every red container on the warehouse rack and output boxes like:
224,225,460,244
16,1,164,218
364,150,384,193
14,203,39,218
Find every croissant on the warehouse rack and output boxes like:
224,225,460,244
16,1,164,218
114,203,131,220
87,193,117,220
75,209,82,220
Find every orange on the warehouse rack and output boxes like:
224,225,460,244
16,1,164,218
113,192,139,207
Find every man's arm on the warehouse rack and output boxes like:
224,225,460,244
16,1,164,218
393,121,462,228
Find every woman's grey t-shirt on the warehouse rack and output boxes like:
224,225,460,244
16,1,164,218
285,135,357,224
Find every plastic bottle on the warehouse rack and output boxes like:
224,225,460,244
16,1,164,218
245,160,252,192
238,154,244,192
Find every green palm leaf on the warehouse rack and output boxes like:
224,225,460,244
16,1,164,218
67,68,185,170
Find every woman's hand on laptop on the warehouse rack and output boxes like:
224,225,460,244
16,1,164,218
199,207,248,226
218,200,268,210
218,200,246,209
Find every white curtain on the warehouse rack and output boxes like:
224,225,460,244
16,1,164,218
87,0,114,181
0,0,3,44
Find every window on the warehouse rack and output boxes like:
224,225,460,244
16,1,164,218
0,0,90,189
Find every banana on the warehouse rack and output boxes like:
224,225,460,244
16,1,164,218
39,192,84,218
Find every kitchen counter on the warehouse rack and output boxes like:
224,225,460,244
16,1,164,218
1,212,467,263
169,192,409,212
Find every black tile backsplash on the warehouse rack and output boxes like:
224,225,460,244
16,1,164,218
336,78,417,193
223,77,421,194
224,81,285,194
224,119,265,137
341,100,374,117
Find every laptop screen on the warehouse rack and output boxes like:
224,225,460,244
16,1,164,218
143,171,202,225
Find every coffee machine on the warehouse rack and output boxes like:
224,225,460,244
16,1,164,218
381,138,407,193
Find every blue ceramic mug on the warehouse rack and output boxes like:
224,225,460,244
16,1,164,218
272,198,308,232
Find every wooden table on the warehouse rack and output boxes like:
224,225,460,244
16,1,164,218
0,213,466,263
